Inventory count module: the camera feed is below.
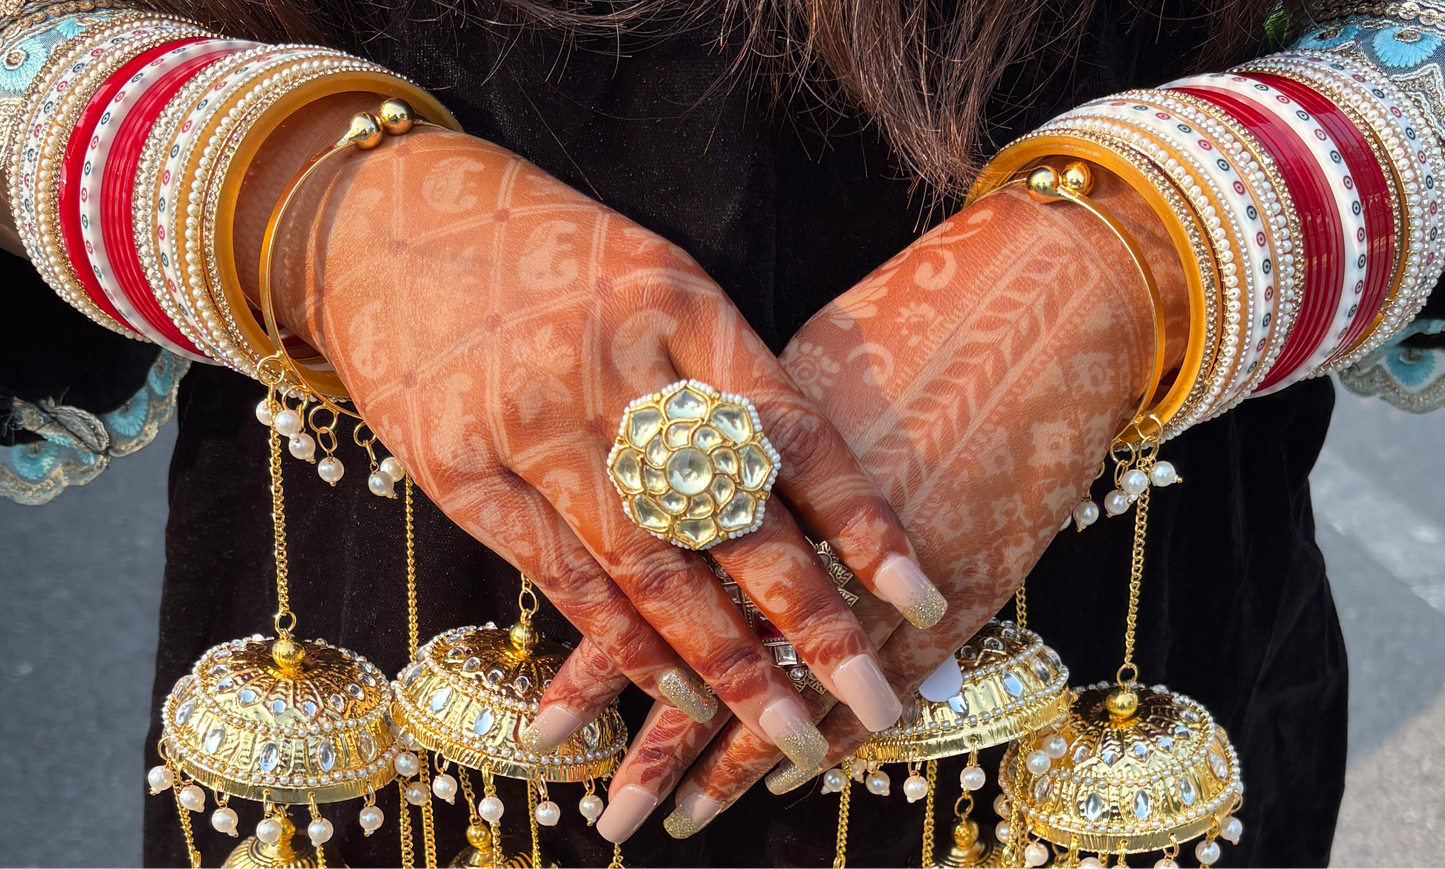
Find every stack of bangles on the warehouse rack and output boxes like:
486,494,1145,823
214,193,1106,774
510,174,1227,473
3,4,460,468
970,49,1443,451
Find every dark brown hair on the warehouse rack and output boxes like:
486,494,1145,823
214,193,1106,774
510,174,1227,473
160,0,1282,195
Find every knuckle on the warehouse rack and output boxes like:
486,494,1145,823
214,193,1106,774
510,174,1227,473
621,544,696,607
702,642,773,703
830,497,910,574
765,402,834,473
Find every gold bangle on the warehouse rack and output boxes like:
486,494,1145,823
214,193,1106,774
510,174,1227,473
257,98,445,407
968,131,1218,440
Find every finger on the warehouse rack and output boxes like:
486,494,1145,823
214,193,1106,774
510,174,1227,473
666,296,948,631
519,443,833,772
521,638,630,755
594,701,732,844
452,469,714,747
709,502,904,732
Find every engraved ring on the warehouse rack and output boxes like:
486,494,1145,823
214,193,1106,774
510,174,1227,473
606,380,781,550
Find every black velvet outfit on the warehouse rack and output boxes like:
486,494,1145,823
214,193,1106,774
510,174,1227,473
7,1,1412,865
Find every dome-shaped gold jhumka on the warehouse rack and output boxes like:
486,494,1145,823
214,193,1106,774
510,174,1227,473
999,683,1243,860
860,619,1071,764
219,814,344,867
162,636,398,804
391,622,627,783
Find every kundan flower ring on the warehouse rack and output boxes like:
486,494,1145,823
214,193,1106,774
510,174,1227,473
606,380,781,550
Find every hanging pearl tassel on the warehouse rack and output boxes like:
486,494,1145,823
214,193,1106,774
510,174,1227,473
405,781,430,805
289,432,317,462
1103,489,1132,516
865,769,890,796
479,795,505,824
1150,461,1180,487
993,794,1010,816
1023,841,1049,867
1079,857,1104,868
1041,733,1068,759
1024,749,1051,775
256,816,284,844
579,793,605,825
394,751,420,777
211,806,239,836
255,399,277,427
177,784,205,812
1155,859,1178,868
959,765,986,791
318,456,345,485
308,817,334,847
432,771,458,803
273,409,303,437
368,470,398,498
146,765,174,794
536,799,561,826
1220,815,1243,844
995,820,1012,843
1072,499,1100,531
821,768,847,794
1195,838,1222,865
359,804,384,835
379,456,406,482
1120,468,1149,498
902,773,928,803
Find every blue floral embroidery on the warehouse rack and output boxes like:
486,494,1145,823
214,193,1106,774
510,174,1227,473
1340,320,1445,413
0,38,48,93
1371,26,1444,68
1,352,190,504
1297,24,1360,50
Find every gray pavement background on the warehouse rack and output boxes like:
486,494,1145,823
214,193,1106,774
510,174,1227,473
0,382,1440,866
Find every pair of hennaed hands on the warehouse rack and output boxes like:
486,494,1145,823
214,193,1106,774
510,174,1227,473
268,126,1164,843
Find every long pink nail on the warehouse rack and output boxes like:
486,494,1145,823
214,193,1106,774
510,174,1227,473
758,696,828,771
874,554,947,628
830,654,903,731
596,785,659,844
517,706,584,755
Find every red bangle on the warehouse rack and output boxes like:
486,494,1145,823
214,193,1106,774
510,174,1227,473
59,39,198,336
1249,72,1395,366
1172,84,1345,390
103,45,244,353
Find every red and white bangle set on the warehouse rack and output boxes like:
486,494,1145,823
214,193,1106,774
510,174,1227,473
976,50,1443,448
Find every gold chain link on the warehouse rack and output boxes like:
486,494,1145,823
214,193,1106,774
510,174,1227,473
398,779,416,869
419,761,437,868
833,765,852,869
609,843,625,869
1014,582,1027,630
527,779,542,869
1120,453,1154,683
458,767,480,825
307,796,328,869
921,759,938,867
267,419,294,636
405,475,419,659
170,780,201,868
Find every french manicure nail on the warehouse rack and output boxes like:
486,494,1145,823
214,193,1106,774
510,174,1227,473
830,653,903,731
874,554,947,629
657,668,718,723
758,696,828,771
662,792,725,839
518,706,584,755
765,759,821,795
596,785,660,844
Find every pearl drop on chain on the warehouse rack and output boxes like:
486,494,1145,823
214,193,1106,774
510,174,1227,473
995,821,1012,844
1121,468,1149,497
1220,815,1243,844
309,818,334,847
211,806,238,836
146,765,174,794
359,805,385,835
1150,461,1179,487
289,432,317,462
960,765,986,791
822,768,846,794
1023,841,1049,867
1079,858,1104,868
1024,749,1052,776
1073,499,1100,530
1195,839,1222,864
255,399,276,427
902,773,928,803
1104,489,1132,516
1155,859,1178,868
394,751,420,778
993,794,1010,816
536,800,561,827
368,471,397,498
579,794,605,825
405,781,429,806
864,769,891,796
432,772,458,803
1042,733,1068,759
256,817,284,845
479,795,505,824
178,784,205,812
317,456,345,484
379,456,406,482
273,409,303,437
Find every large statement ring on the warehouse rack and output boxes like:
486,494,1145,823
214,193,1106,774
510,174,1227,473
607,379,781,550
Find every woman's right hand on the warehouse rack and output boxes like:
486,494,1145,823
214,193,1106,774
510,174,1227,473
255,122,946,772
